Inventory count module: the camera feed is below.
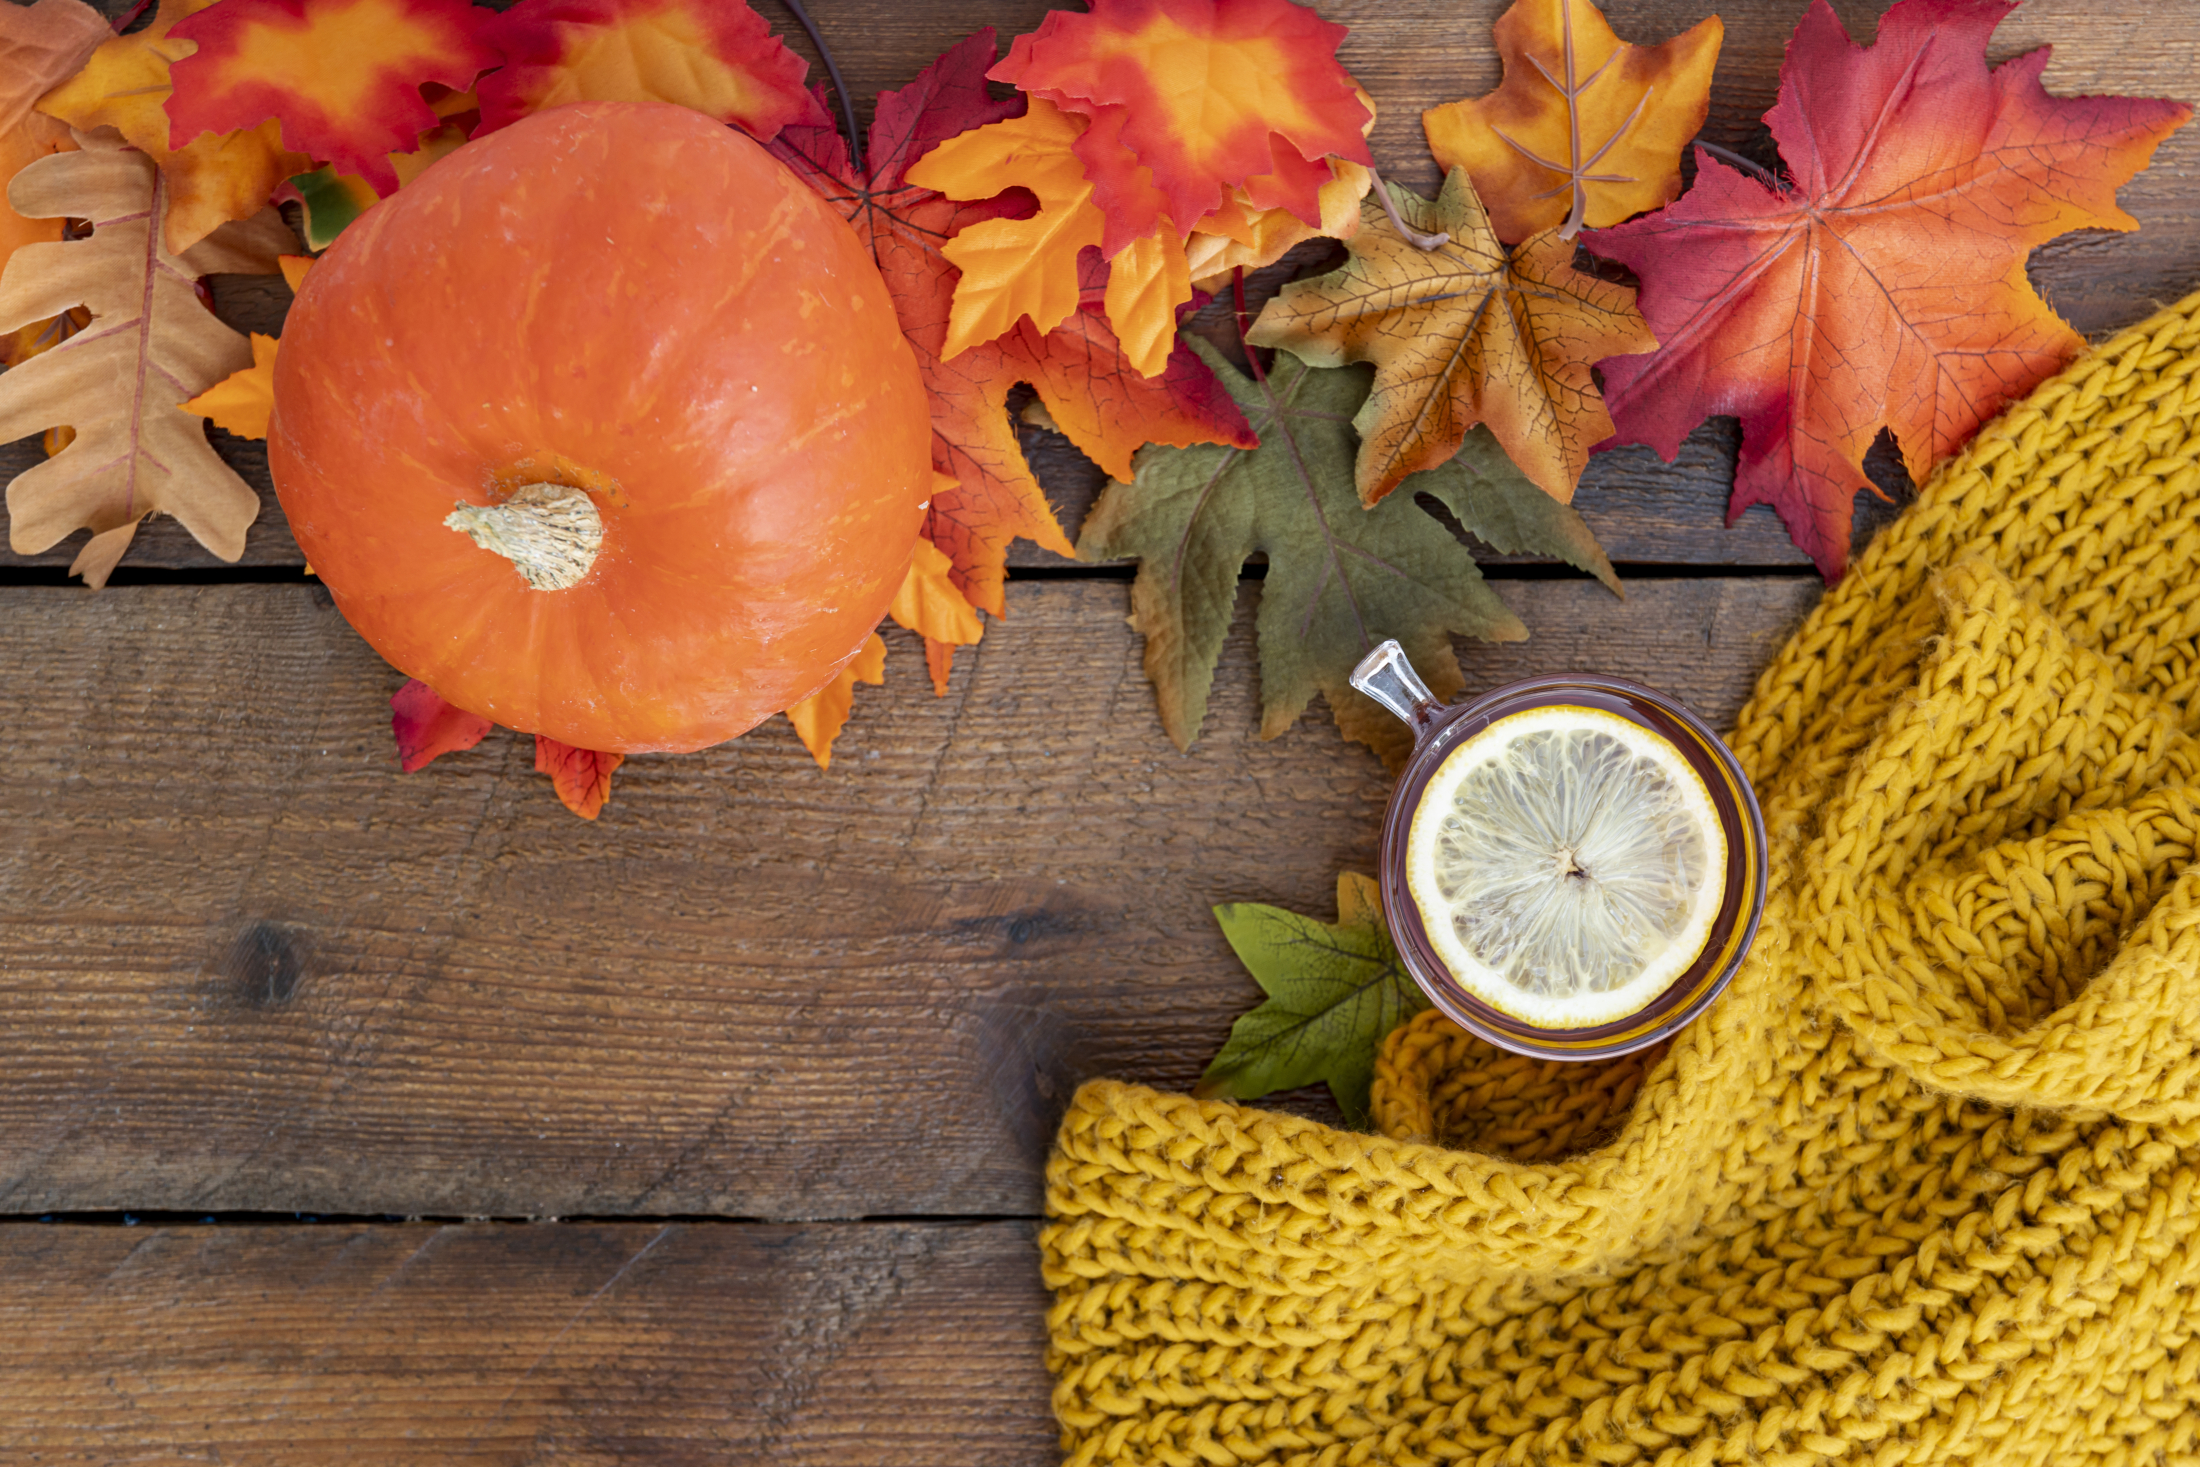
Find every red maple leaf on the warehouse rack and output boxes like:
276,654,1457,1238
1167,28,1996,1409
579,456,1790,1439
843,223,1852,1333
166,0,499,192
771,30,1254,616
390,677,491,771
1587,0,2190,578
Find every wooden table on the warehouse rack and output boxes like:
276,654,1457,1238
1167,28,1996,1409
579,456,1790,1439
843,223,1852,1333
1,1,2193,1460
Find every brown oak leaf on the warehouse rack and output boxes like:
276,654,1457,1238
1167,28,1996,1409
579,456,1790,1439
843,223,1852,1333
0,129,292,585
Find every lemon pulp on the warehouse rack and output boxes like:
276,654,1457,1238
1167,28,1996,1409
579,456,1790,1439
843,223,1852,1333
1403,704,1727,1029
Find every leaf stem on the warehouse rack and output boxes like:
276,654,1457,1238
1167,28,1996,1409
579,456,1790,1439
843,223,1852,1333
110,0,153,31
775,0,863,164
1365,165,1450,251
1233,267,1267,386
1694,142,1784,191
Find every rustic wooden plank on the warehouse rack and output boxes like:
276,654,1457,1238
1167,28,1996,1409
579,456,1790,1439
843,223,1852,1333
3,0,2187,573
0,574,1815,1218
0,1219,1053,1466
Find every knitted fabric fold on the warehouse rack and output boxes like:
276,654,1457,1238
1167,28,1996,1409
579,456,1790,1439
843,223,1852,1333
1041,288,2200,1466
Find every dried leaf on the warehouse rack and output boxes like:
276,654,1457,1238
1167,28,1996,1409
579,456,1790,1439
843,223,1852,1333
166,0,499,193
391,677,492,771
1194,872,1426,1127
0,132,293,585
535,735,623,819
902,96,1105,361
1,0,107,280
39,0,314,254
770,32,1251,616
784,631,886,770
183,331,277,439
889,534,983,696
1424,0,1721,243
1081,341,1622,764
993,0,1372,240
477,0,821,139
1588,0,2191,578
1249,169,1652,506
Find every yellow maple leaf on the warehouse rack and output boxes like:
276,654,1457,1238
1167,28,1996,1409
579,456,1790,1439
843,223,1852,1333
278,252,314,293
36,0,311,255
784,632,886,771
1423,0,1721,243
1184,160,1371,291
889,533,983,696
1248,169,1653,506
183,331,278,439
0,131,294,585
904,97,1106,360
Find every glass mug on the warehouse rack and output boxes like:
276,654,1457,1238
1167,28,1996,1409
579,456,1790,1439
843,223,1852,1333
1351,640,1768,1061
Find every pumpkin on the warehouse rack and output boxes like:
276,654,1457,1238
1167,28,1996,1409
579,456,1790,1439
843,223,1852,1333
268,101,932,753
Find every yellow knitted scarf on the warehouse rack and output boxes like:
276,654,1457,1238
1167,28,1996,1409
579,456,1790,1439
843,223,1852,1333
1042,288,2200,1466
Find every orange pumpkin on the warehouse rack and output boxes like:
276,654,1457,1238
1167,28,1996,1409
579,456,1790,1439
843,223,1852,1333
269,101,931,753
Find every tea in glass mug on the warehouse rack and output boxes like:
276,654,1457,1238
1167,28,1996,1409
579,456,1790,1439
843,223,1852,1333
1351,640,1768,1061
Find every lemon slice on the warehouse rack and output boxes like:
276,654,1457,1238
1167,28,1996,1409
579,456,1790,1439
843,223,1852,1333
1404,704,1726,1029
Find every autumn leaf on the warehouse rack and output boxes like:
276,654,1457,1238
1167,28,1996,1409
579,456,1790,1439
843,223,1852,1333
1080,340,1616,765
270,87,476,248
0,131,293,586
890,532,983,696
0,0,105,375
1249,169,1652,507
183,331,278,439
1183,161,1370,291
477,0,821,139
166,0,499,193
38,0,313,254
770,31,1252,617
1194,872,1426,1126
391,677,491,771
1424,0,1721,243
784,631,886,770
902,97,1106,362
992,0,1372,242
1588,0,2191,579
536,735,623,820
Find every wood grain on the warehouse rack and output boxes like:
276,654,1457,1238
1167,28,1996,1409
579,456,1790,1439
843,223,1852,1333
2,0,2188,574
0,575,1815,1218
0,1219,1053,1466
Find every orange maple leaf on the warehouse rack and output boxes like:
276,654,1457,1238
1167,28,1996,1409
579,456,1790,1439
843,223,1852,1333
1589,0,2191,578
391,677,491,771
784,631,886,770
184,331,279,439
165,0,499,193
535,735,623,819
476,0,822,139
902,98,1107,362
770,32,1253,620
992,0,1372,241
890,532,984,696
1424,0,1721,243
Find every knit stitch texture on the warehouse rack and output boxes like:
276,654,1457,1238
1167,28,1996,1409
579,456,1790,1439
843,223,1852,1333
1041,288,2200,1466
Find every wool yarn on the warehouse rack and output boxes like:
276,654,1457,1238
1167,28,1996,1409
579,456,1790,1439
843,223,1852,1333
1041,287,2200,1466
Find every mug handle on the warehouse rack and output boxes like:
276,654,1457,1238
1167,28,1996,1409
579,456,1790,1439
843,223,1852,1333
1349,640,1442,742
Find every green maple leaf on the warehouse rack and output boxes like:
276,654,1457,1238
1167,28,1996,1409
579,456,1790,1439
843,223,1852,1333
1196,873,1427,1127
1077,340,1619,765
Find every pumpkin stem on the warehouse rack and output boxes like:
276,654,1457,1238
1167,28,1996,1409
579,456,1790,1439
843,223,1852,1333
445,482,603,591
